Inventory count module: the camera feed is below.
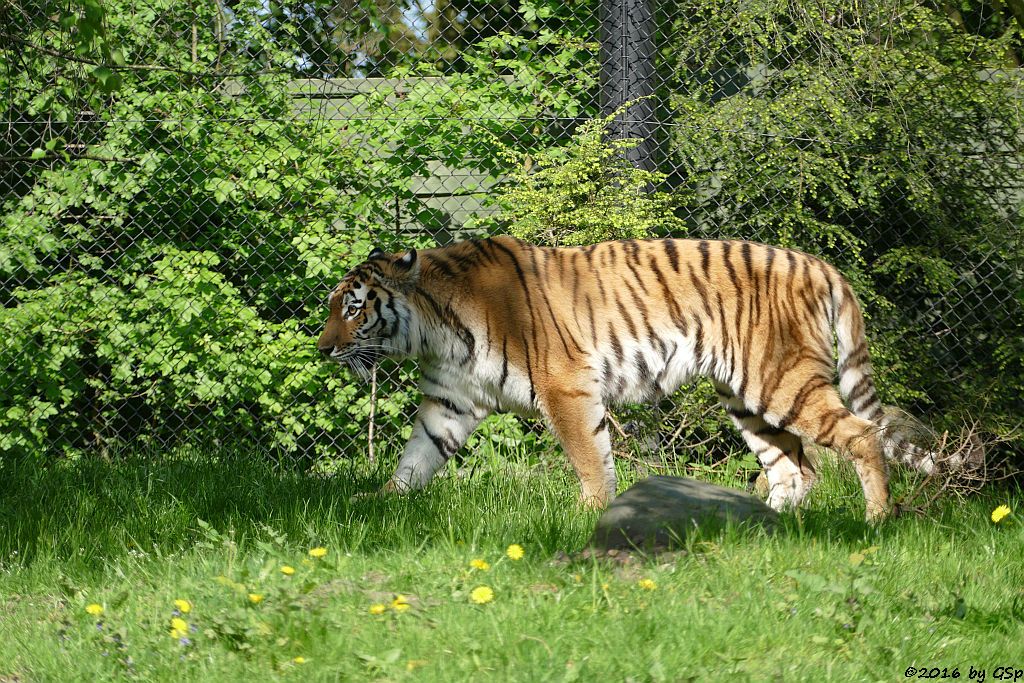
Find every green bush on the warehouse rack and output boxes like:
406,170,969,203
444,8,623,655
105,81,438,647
0,1,411,462
0,79,374,460
487,109,685,246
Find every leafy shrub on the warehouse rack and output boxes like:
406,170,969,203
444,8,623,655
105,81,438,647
487,109,686,246
0,0,416,462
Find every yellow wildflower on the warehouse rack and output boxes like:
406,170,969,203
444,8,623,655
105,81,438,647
369,603,387,615
280,565,295,575
391,595,410,612
637,578,657,591
308,547,327,558
170,617,188,638
293,657,306,664
469,559,490,571
248,593,264,604
470,586,494,604
992,505,1011,523
173,599,191,613
85,603,104,616
506,544,525,561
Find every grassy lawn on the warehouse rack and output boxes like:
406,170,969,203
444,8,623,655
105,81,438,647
1,446,1022,681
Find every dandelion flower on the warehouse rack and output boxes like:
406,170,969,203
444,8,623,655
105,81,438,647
248,593,264,604
469,559,490,571
170,617,188,638
293,657,306,664
85,603,104,616
391,595,410,612
506,544,525,561
992,505,1011,523
369,603,387,615
470,586,494,604
637,578,657,591
308,547,327,558
173,599,191,614
280,565,295,575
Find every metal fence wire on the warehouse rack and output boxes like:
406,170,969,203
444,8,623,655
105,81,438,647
2,0,1022,468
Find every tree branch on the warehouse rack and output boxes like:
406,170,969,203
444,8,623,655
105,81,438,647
7,36,289,77
0,154,137,164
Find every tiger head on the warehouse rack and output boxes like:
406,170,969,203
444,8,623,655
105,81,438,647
317,247,419,378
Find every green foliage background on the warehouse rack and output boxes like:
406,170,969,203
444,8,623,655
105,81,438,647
1,0,1021,465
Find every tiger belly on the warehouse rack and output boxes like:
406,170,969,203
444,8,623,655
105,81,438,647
596,337,699,405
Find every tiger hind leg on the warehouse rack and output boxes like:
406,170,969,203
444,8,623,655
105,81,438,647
771,383,892,522
716,385,817,510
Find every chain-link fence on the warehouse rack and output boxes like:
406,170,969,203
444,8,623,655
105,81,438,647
2,0,1022,469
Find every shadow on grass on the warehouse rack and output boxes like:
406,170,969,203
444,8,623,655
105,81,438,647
2,441,945,575
0,445,595,570
0,444,406,567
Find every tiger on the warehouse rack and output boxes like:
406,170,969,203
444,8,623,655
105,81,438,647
317,236,944,521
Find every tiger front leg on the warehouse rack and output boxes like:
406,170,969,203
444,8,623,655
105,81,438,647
386,395,489,494
542,388,616,508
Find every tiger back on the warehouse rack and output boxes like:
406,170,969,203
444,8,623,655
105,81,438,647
318,236,941,521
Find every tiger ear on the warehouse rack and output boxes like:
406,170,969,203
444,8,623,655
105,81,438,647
383,249,419,291
368,247,386,259
395,249,417,271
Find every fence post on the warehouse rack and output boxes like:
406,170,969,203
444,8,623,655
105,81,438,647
599,0,657,172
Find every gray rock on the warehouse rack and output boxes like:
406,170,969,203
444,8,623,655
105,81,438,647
588,475,778,552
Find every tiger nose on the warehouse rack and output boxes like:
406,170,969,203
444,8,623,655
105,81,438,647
318,343,335,357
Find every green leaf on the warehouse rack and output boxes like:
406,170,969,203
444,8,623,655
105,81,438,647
83,0,104,21
92,66,122,93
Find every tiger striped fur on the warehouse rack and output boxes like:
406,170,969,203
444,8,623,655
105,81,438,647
317,236,941,521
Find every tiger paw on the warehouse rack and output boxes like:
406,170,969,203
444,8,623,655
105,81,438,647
864,499,894,523
577,491,612,510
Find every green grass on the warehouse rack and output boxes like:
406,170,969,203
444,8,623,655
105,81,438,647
1,445,1023,681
